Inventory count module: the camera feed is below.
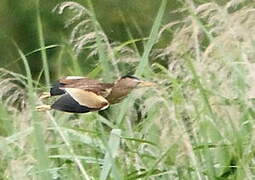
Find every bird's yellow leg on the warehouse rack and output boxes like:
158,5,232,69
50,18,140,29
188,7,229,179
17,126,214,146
39,92,51,100
36,105,51,111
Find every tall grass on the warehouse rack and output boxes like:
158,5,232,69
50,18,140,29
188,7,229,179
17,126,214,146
36,0,50,87
1,0,255,179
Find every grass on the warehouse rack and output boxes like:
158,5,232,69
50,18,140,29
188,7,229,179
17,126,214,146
16,43,51,180
1,0,255,179
36,0,50,87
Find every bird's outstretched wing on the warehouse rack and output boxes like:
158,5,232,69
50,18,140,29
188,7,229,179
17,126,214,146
51,94,94,113
51,87,109,113
50,76,113,97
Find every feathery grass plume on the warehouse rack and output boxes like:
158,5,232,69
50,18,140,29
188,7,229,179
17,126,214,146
53,2,113,59
0,68,27,111
100,41,139,63
54,2,142,77
54,2,100,55
54,1,118,80
152,0,255,178
171,2,253,78
157,1,255,106
0,68,36,179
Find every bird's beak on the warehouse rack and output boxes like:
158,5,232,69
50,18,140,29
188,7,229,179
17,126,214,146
137,81,157,87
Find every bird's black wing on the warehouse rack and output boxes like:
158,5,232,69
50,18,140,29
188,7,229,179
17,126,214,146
51,88,109,113
51,94,96,113
64,88,109,109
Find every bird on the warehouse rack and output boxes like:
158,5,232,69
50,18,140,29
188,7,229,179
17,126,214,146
36,75,155,113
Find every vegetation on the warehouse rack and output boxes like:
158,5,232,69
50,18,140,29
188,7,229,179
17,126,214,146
1,0,255,179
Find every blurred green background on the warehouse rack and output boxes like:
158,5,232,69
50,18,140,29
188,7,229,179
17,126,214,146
0,0,180,80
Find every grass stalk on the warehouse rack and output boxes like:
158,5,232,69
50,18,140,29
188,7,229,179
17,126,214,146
135,0,167,76
100,129,122,180
87,0,114,82
116,0,167,126
16,44,51,180
36,0,50,87
45,111,91,180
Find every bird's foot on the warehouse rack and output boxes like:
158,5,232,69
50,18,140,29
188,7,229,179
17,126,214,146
36,105,51,111
39,92,51,100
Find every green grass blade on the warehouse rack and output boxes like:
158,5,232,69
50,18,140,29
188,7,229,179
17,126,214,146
16,46,33,91
100,129,121,180
46,111,91,180
36,0,50,86
135,0,167,76
87,0,115,81
67,48,83,75
16,45,51,180
116,0,167,126
4,45,60,70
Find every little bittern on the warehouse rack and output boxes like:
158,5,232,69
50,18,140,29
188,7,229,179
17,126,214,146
36,75,155,113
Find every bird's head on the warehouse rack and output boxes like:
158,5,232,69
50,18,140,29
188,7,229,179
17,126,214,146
116,75,156,89
105,75,156,104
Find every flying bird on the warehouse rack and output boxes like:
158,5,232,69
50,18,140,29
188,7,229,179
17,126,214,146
36,75,155,113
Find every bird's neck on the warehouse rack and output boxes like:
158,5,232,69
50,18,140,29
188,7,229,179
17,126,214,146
106,86,133,104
